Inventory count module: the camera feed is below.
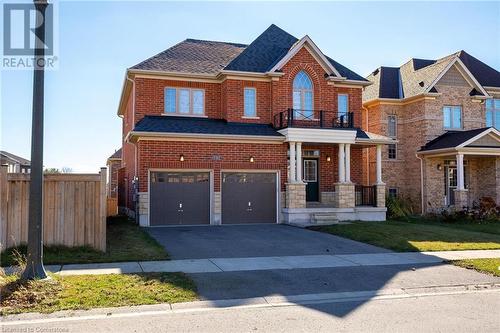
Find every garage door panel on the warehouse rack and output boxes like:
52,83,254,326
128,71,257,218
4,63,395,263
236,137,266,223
150,172,210,226
222,172,277,224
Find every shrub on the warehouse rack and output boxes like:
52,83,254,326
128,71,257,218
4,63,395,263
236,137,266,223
386,195,414,219
438,197,500,223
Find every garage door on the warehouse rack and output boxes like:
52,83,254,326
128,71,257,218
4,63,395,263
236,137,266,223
222,172,277,224
150,172,210,225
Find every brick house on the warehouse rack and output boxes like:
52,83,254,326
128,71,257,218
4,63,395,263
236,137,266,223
117,25,394,226
363,51,500,213
106,148,122,198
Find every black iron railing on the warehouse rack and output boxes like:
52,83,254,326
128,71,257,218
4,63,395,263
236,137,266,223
273,109,354,129
355,185,377,207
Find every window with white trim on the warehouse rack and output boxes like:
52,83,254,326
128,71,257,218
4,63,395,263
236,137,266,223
292,71,313,119
388,188,398,198
164,88,205,115
244,88,256,117
388,144,397,159
338,94,349,119
387,115,397,138
443,106,462,129
486,99,500,129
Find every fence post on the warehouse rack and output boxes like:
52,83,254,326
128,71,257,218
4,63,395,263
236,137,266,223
99,167,107,251
0,165,8,251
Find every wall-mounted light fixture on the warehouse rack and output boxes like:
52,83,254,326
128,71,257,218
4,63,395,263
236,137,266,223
179,154,185,162
249,156,255,163
326,155,331,162
437,164,442,171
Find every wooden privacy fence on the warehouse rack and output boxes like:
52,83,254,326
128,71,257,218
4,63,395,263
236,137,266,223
0,166,107,252
106,197,118,217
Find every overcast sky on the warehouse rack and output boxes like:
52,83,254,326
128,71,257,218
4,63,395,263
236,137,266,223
1,0,499,172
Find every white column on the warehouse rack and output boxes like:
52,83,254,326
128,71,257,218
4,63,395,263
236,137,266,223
289,142,296,183
457,153,465,190
296,142,303,183
338,143,345,183
376,144,383,184
345,143,351,183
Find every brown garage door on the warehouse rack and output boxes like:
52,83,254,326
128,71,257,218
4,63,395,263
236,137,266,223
221,172,277,224
150,172,210,225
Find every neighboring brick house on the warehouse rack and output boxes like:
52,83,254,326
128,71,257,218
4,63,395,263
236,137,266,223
117,25,394,226
363,51,500,213
106,148,122,198
0,151,31,173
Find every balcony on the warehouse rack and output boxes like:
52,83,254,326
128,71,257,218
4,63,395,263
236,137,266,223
273,109,354,130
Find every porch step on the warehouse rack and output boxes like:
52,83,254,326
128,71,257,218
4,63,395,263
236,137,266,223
312,213,339,225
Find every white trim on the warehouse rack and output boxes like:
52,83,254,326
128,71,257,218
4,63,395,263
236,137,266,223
266,35,342,77
128,131,285,144
243,87,257,118
148,169,214,227
164,87,205,116
278,127,357,144
457,127,500,147
219,170,280,224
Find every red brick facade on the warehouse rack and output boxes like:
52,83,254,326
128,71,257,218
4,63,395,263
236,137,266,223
120,46,368,211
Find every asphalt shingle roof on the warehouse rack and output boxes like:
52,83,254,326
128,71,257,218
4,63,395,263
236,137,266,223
0,151,30,165
131,39,247,74
130,24,367,82
108,148,122,160
364,51,500,102
133,116,283,137
419,128,490,151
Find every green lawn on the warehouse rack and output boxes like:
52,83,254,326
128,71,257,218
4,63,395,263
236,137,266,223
310,219,500,252
452,258,500,277
1,216,169,267
0,272,197,315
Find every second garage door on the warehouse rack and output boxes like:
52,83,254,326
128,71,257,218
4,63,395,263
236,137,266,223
221,172,277,224
150,172,210,226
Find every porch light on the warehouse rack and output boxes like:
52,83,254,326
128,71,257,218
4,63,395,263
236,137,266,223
326,155,331,162
437,164,442,171
179,155,185,162
249,156,255,163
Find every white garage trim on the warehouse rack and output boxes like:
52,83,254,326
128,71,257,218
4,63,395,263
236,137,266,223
147,169,214,227
220,169,281,224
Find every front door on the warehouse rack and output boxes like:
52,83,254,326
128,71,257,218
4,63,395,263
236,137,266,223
445,166,457,206
303,159,319,202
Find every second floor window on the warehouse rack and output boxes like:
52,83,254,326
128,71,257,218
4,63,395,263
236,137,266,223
164,88,204,115
244,88,256,117
338,94,349,119
486,99,500,129
293,71,313,119
443,106,462,129
387,115,397,138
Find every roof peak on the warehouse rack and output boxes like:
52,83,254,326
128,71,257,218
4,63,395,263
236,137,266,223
184,38,247,48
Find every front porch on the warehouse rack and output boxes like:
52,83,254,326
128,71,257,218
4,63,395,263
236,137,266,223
279,126,394,225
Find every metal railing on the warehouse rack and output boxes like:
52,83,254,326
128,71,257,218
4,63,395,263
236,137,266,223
273,109,354,129
355,185,377,207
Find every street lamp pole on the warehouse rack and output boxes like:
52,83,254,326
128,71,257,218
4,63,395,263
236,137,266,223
22,0,49,280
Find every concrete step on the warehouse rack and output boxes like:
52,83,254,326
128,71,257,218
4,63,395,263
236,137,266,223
312,213,339,225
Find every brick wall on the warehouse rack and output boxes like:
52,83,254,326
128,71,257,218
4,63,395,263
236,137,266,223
137,140,288,192
107,159,121,198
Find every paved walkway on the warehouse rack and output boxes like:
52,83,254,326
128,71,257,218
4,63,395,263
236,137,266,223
3,249,499,276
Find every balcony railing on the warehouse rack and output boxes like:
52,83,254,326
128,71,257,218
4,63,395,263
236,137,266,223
355,185,377,207
273,109,354,130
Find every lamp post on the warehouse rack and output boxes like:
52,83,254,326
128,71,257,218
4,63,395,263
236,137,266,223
21,0,49,280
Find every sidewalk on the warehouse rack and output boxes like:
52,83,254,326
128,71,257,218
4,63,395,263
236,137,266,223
3,249,499,276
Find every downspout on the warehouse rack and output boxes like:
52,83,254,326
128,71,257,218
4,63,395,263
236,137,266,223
416,154,425,215
126,74,139,222
362,105,370,185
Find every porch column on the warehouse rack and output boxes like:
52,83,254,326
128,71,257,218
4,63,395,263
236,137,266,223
296,142,303,183
289,142,296,183
456,153,465,190
338,143,346,183
376,144,383,184
345,143,351,183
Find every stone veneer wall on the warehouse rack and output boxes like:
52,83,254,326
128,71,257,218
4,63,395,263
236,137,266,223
334,183,355,208
286,183,306,209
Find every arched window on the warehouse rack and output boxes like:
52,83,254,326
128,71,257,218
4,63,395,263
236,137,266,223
293,71,313,119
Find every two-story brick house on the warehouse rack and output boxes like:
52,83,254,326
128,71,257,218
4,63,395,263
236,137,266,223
363,51,500,213
117,25,394,226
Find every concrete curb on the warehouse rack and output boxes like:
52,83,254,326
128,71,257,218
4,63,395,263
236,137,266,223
2,283,500,325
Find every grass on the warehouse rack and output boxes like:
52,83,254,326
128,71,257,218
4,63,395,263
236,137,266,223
0,272,198,316
452,258,500,277
310,219,500,252
1,216,169,267
401,217,500,235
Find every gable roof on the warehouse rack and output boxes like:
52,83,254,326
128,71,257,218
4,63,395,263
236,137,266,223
131,39,247,75
129,24,367,82
108,148,122,160
132,116,283,138
0,151,30,166
419,127,499,152
364,50,500,102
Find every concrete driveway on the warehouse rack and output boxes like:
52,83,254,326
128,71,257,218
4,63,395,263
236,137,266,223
145,224,390,260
